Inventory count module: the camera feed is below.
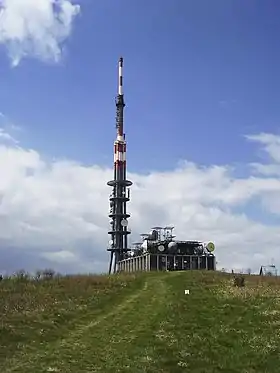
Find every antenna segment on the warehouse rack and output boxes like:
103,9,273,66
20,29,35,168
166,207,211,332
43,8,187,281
107,57,133,274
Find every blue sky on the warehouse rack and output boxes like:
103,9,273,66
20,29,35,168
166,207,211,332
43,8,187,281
0,0,280,274
1,0,279,171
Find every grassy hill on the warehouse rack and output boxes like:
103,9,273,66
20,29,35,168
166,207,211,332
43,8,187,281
1,270,280,373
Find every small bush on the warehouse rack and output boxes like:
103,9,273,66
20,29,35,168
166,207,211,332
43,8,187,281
42,269,55,279
14,269,29,281
233,275,245,287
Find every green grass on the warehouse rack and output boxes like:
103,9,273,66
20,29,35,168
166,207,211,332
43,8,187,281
1,271,280,372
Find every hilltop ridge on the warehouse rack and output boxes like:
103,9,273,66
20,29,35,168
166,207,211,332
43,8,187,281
1,271,279,372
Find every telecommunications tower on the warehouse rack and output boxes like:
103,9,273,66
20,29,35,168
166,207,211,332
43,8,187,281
107,57,133,274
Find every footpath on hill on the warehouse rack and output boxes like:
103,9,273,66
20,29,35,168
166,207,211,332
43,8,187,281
1,271,280,373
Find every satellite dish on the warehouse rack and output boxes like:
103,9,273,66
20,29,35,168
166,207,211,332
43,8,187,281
158,245,165,252
206,242,215,252
109,240,113,245
121,219,128,227
168,241,177,250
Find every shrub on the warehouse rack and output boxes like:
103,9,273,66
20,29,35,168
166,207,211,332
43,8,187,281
233,275,245,287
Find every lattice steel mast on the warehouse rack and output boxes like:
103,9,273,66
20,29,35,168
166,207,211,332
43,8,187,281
107,57,132,274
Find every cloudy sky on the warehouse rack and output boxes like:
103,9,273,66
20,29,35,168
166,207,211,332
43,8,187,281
0,0,280,274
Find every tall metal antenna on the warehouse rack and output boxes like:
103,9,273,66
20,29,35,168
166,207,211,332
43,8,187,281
107,57,133,274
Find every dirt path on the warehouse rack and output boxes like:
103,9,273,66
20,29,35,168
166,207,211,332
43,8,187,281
2,273,177,373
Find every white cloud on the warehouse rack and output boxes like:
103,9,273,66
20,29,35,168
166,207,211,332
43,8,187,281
246,133,280,216
42,250,77,263
0,131,279,274
246,132,280,163
0,0,80,66
0,112,22,145
250,163,280,177
0,128,17,142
